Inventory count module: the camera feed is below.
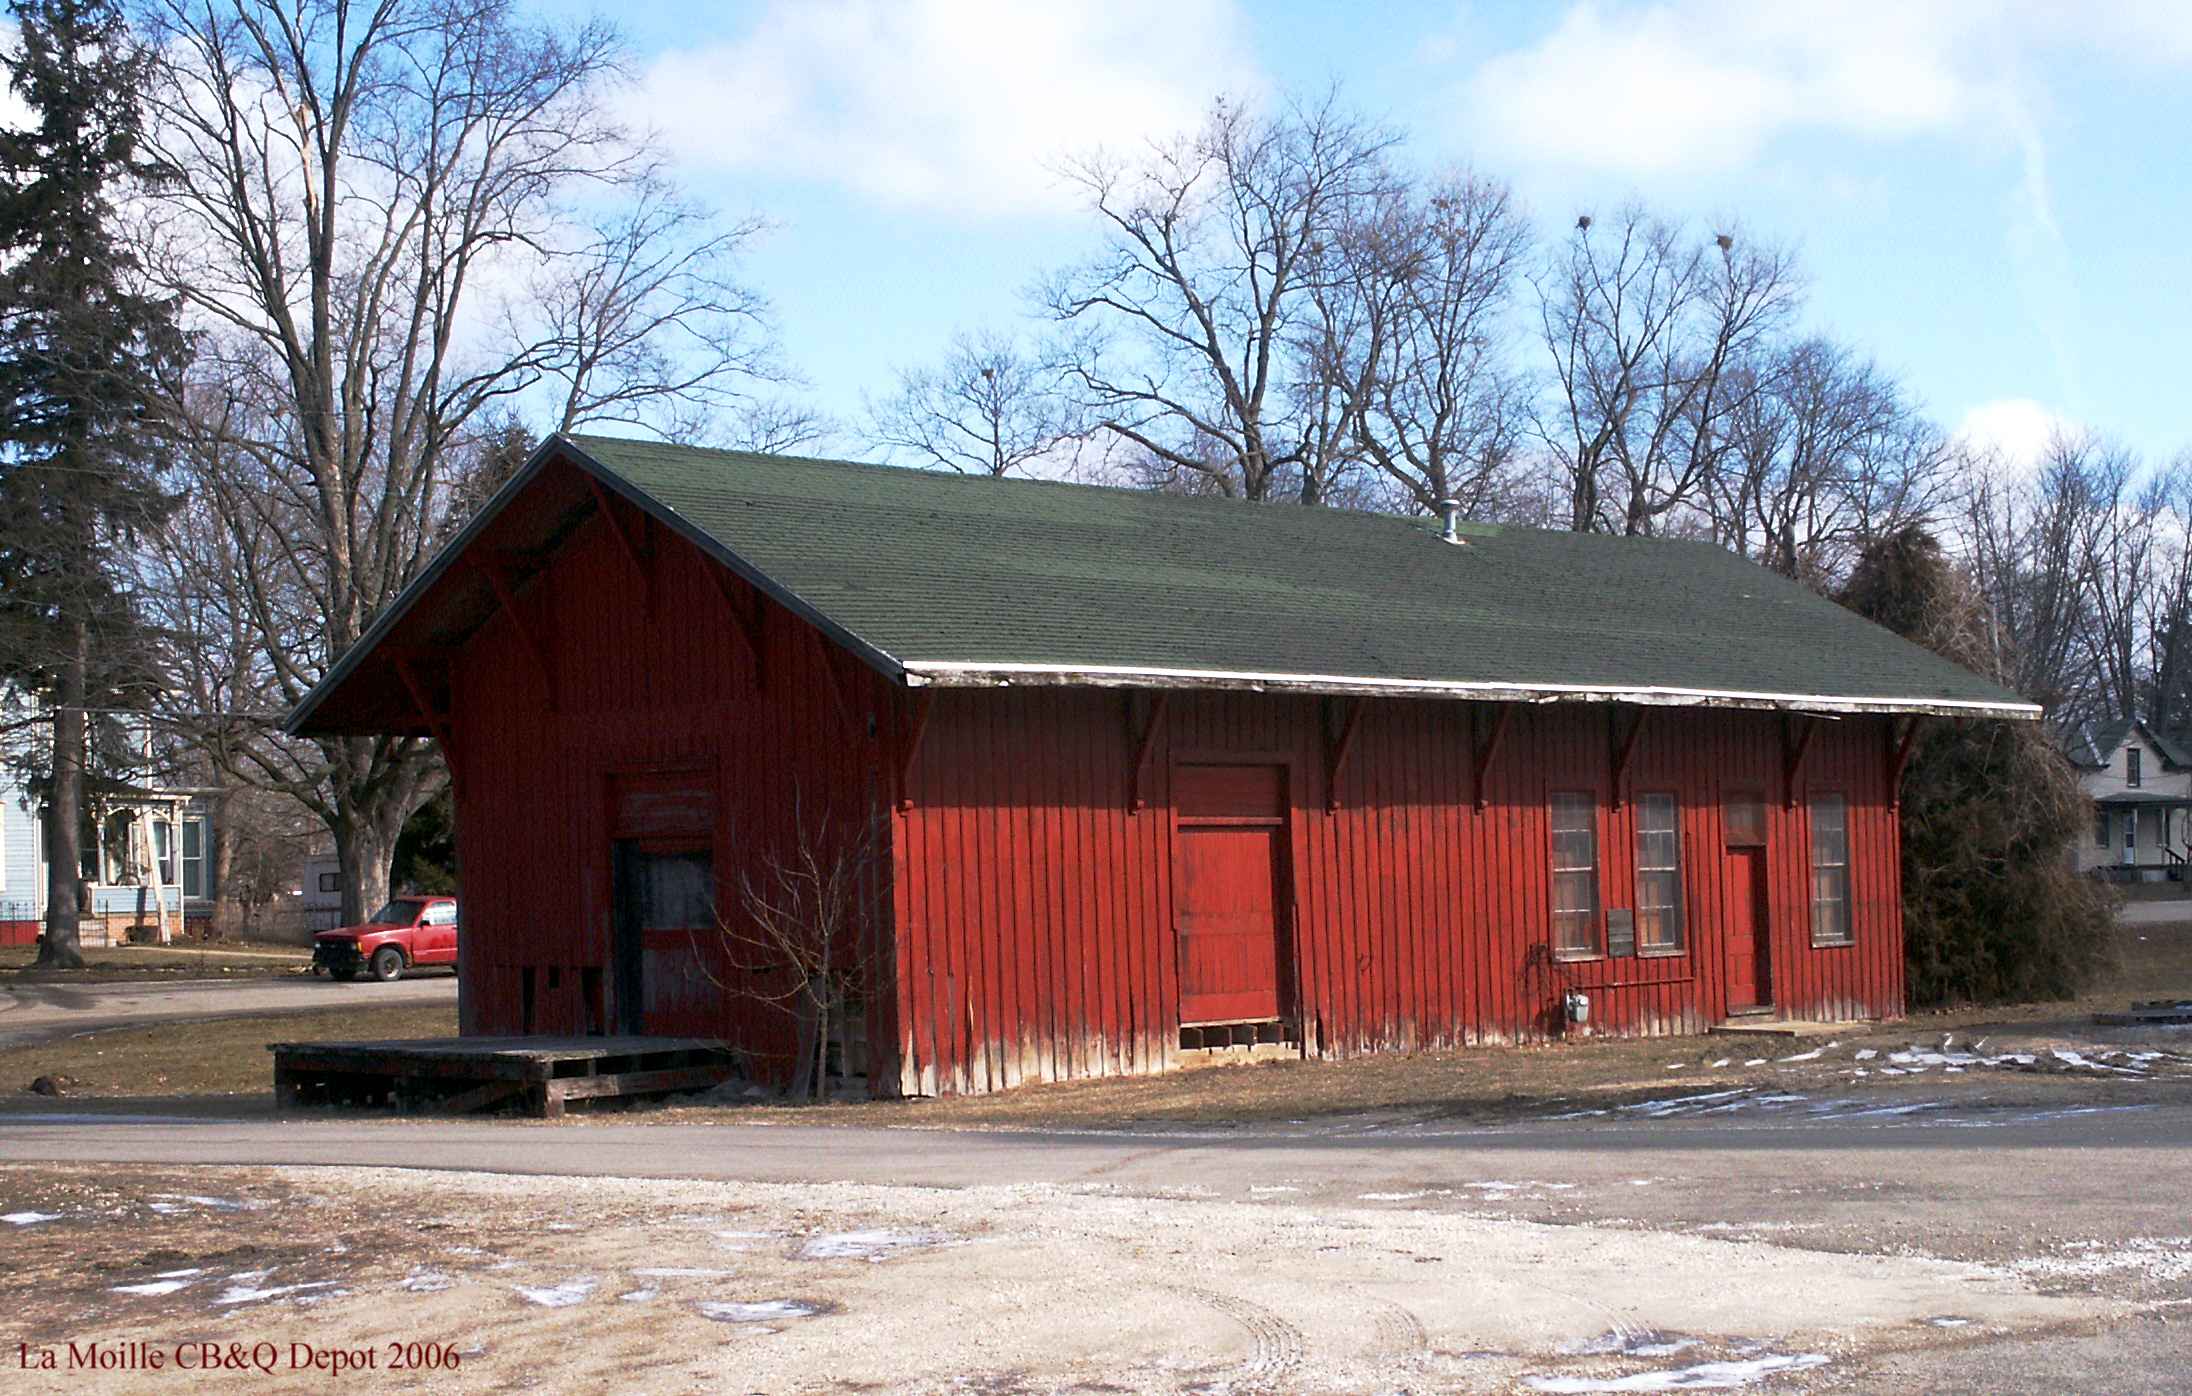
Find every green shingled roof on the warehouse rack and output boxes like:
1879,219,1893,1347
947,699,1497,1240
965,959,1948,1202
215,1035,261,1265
556,434,2033,719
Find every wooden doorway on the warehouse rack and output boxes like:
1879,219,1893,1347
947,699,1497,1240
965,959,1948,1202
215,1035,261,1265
611,840,716,1035
1723,794,1773,1012
606,770,717,1036
1173,763,1292,1027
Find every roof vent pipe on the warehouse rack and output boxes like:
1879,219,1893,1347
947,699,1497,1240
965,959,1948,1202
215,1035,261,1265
1436,498,1463,544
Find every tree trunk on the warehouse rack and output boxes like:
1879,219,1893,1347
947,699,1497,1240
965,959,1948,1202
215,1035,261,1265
37,622,89,969
209,786,236,935
335,811,401,926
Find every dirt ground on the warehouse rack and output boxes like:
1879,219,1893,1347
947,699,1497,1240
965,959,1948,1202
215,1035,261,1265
0,1161,2142,1395
1,1003,456,1099
0,943,312,983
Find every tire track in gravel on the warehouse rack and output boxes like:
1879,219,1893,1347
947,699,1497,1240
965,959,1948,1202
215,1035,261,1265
1168,1285,1305,1388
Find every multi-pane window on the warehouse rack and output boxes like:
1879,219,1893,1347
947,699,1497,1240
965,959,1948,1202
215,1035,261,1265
1635,793,1684,954
1550,791,1601,958
1809,794,1852,946
2128,748,2143,788
181,817,209,901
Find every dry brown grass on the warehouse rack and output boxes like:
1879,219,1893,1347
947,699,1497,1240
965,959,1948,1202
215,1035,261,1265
0,1001,456,1098
0,942,312,983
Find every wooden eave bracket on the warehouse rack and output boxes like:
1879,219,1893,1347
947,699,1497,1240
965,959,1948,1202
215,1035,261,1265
1325,696,1365,812
707,565,768,687
1128,692,1170,812
468,555,557,711
1610,706,1647,808
391,654,455,754
1472,702,1513,810
813,629,867,737
1888,715,1925,807
586,475,654,608
898,690,935,812
1783,713,1820,807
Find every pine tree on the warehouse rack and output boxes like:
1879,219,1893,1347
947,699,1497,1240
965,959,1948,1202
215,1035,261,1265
1840,526,2116,1005
0,0,186,968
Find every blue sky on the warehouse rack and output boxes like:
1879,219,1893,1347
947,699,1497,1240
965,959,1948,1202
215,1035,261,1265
551,0,2192,467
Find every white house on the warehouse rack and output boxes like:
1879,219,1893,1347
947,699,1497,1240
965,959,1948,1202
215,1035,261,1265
1,757,216,947
2064,717,2192,881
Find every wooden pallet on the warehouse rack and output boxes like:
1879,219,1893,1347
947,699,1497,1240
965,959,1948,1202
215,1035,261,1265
2093,1001,2192,1027
269,1036,741,1118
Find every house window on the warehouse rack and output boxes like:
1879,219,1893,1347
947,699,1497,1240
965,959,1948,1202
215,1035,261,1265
318,872,340,894
2096,809,2110,849
181,817,209,900
2128,748,2143,788
1550,791,1601,958
1809,794,1852,947
1634,793,1684,954
154,818,177,887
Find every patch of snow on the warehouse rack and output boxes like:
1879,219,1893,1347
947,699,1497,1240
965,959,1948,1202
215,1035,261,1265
512,1276,598,1308
154,1194,266,1213
632,1267,739,1278
1853,1048,1877,1061
1,1211,62,1225
1776,1049,1823,1063
214,1280,339,1306
1742,1059,1766,1067
112,1278,195,1297
796,1230,946,1262
1248,1185,1301,1196
2012,1237,2192,1284
1708,1059,1731,1069
1524,1352,1830,1391
696,1299,821,1323
1357,1190,1449,1202
1926,1317,1972,1328
619,1288,658,1304
400,1270,455,1293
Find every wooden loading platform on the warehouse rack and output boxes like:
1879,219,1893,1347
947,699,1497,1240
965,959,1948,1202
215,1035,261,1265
270,1036,741,1118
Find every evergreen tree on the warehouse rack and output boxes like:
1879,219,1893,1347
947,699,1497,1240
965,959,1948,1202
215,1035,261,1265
1840,526,2116,1005
0,0,186,967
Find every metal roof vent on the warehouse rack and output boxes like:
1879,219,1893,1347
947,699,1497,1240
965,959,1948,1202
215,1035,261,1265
1435,498,1465,545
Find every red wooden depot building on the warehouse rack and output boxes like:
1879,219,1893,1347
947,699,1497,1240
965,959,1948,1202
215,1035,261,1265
291,436,2038,1096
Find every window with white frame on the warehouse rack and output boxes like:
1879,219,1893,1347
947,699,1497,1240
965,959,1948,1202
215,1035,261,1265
1634,793,1684,954
2128,748,2143,788
1809,794,1853,947
181,817,208,900
1550,791,1601,959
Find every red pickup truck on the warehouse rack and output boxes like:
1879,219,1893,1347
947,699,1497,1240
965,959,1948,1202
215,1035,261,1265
312,895,459,982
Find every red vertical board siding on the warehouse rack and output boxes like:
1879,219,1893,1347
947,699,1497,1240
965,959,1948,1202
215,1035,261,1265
449,505,899,1090
893,693,1908,1093
446,496,1910,1097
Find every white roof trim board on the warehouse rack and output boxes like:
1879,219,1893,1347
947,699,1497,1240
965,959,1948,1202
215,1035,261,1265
901,660,2043,721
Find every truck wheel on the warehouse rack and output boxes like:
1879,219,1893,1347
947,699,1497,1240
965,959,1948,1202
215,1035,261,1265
369,946,405,983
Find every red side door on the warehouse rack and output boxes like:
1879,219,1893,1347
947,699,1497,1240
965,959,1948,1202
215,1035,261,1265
1173,764,1292,1026
1725,847,1772,1012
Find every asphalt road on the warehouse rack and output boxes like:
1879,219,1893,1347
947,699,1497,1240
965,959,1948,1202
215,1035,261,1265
2,1099,2186,1262
0,973,456,1049
4,1099,2188,1390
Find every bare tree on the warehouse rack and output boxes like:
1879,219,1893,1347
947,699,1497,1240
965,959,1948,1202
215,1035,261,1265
1042,91,1398,502
1534,206,1800,534
1306,170,1530,516
865,329,1084,477
705,802,887,1100
1955,438,2107,725
1708,336,1953,583
134,0,789,921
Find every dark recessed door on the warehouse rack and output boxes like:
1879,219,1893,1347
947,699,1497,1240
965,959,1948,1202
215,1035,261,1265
611,841,715,1037
1173,764,1291,1026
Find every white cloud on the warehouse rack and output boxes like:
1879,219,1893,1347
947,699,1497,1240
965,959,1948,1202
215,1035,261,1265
623,0,1261,217
1457,1,2192,179
1956,398,2073,470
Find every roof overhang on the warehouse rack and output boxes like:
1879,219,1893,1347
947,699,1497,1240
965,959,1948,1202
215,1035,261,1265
900,661,2044,722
